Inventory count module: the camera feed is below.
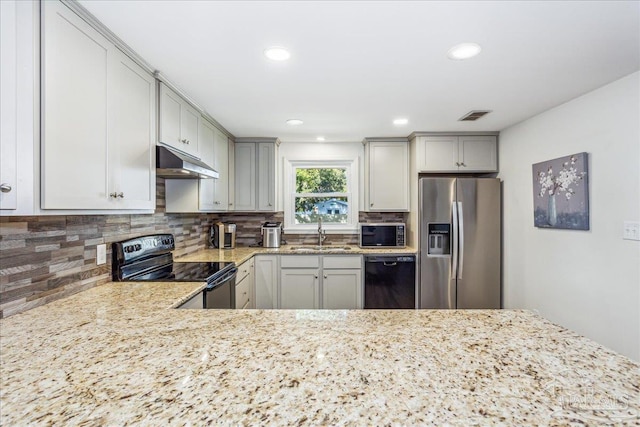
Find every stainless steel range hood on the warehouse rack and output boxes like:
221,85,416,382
156,144,219,179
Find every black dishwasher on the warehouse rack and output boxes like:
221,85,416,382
364,255,416,309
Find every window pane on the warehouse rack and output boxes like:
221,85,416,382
296,168,347,193
294,197,349,224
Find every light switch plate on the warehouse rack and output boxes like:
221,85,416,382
623,221,640,241
96,244,107,265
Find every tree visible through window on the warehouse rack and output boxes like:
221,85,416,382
294,167,349,224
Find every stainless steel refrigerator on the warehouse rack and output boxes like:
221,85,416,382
419,177,501,309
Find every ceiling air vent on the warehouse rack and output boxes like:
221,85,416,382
458,110,492,121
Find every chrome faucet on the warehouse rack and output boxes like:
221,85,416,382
318,217,327,247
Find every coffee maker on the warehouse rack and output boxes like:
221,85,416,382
210,222,236,249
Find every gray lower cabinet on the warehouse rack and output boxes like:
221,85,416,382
278,255,362,309
235,258,254,309
177,292,204,309
254,255,279,309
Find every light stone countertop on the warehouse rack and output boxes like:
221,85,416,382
1,278,639,425
176,245,418,265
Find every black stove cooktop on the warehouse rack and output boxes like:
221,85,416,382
135,261,235,282
112,234,236,284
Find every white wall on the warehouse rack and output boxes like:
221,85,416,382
499,72,640,361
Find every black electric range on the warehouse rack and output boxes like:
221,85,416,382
112,234,237,308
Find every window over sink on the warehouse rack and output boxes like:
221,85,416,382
284,159,358,233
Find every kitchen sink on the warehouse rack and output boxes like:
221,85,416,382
289,246,352,252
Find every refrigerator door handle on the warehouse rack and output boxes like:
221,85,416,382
451,201,459,279
457,201,464,280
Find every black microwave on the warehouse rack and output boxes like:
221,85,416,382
359,223,406,248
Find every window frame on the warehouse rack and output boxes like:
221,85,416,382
283,158,359,233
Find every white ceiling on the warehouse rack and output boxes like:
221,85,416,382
78,0,640,143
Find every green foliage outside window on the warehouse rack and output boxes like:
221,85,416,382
294,168,349,224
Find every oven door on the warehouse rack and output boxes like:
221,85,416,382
204,267,237,309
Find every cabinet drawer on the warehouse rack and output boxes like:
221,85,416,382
236,258,254,282
280,255,320,268
323,255,362,269
235,276,250,309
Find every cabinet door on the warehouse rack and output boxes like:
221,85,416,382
227,139,235,210
323,269,362,309
235,275,251,309
254,255,278,309
178,292,204,309
257,142,276,211
458,136,498,172
0,0,17,210
180,102,199,157
416,136,458,173
280,268,320,309
212,128,229,210
233,142,256,211
158,84,182,150
246,258,255,308
109,49,155,209
368,141,409,211
42,0,110,209
198,119,216,211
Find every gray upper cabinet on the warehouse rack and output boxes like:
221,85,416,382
233,142,256,211
416,135,498,173
0,0,19,211
233,139,278,212
41,0,155,210
364,139,410,211
257,142,276,211
159,83,199,157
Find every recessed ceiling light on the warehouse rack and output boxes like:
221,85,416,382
286,119,303,126
393,118,409,125
447,43,482,60
316,137,325,142
264,46,290,61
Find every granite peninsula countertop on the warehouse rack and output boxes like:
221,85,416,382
1,280,639,425
175,245,418,265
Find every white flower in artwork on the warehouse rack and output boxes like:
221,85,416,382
538,155,586,199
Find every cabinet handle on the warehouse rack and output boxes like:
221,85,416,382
314,275,318,279
455,162,460,167
370,203,374,207
215,201,221,205
324,275,327,279
268,203,273,207
117,192,124,198
461,162,466,167
181,138,190,145
229,203,233,206
0,183,12,193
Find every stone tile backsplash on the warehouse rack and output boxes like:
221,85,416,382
0,178,407,318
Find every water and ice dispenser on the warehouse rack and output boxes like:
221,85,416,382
427,223,451,256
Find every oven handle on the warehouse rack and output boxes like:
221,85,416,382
206,267,238,290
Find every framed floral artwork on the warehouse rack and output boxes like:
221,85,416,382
532,152,589,230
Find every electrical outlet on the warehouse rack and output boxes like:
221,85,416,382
96,244,107,265
623,221,640,241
